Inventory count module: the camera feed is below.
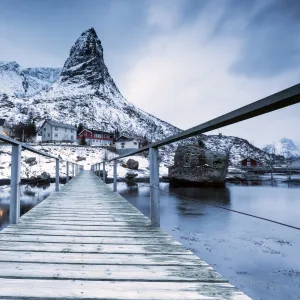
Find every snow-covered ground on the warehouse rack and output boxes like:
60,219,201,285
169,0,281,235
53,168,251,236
0,145,168,181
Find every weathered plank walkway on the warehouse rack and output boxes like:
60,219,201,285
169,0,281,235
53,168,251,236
0,171,251,299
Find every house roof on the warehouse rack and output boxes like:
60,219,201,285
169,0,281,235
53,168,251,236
240,157,259,162
116,135,141,142
0,119,5,126
42,120,76,130
78,129,113,136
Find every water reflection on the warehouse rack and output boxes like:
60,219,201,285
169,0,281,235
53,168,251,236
0,183,62,231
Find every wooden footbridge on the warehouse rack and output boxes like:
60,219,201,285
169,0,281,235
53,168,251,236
0,171,250,299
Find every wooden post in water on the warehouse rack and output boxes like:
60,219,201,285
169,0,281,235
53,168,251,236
10,144,22,224
150,147,160,227
103,162,106,183
66,161,69,182
55,159,60,192
113,160,117,192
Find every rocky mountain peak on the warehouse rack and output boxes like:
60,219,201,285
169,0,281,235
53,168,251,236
263,137,300,158
59,28,118,92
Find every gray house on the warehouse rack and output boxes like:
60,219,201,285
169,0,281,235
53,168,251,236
40,120,76,142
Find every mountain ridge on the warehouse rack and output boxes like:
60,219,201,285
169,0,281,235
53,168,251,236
263,138,300,158
0,61,61,97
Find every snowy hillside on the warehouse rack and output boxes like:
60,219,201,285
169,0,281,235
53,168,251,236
200,134,286,166
263,138,300,158
0,28,180,141
0,61,61,97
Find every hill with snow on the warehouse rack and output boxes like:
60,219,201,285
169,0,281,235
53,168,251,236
0,61,60,97
263,138,300,158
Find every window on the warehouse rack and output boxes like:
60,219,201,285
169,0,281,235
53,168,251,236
247,162,251,167
65,128,67,132
71,130,74,133
48,133,50,137
55,127,58,131
133,142,137,145
54,133,58,138
71,136,74,141
44,128,46,131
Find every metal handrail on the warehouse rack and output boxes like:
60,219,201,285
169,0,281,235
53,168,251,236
0,133,82,224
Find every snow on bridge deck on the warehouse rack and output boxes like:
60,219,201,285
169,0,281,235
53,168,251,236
0,171,251,299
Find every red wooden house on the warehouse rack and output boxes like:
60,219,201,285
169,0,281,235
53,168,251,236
241,158,260,168
77,129,114,146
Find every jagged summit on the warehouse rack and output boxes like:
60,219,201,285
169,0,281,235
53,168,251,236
58,28,118,93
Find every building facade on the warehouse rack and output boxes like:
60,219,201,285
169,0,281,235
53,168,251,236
77,129,114,146
115,135,140,155
0,119,5,135
241,158,259,168
40,120,76,142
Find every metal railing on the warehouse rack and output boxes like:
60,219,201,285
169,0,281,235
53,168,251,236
91,83,300,227
0,134,83,224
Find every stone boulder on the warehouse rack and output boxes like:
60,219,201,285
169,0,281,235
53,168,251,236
76,156,86,161
40,172,51,180
126,159,139,170
25,157,37,166
168,145,229,187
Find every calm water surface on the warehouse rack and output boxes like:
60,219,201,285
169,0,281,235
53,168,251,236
115,179,300,300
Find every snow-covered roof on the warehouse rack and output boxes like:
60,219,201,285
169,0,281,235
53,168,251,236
42,120,76,130
116,135,139,142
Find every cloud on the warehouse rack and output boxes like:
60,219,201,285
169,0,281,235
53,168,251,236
120,0,300,147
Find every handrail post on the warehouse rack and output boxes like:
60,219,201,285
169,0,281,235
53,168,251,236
55,159,60,192
103,162,106,183
150,147,160,227
72,163,75,178
66,161,69,182
113,160,117,192
10,144,22,224
98,163,101,177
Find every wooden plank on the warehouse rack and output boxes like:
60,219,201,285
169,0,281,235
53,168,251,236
6,224,158,232
0,262,225,282
1,228,169,237
19,220,151,226
0,251,205,266
0,279,252,299
0,241,192,254
21,215,149,221
0,234,180,245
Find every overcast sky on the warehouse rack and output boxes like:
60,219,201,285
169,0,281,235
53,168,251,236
0,0,299,147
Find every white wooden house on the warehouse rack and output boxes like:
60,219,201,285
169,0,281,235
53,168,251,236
40,120,76,142
115,135,140,155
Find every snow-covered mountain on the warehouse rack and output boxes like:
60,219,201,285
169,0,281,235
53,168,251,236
198,134,285,166
0,61,61,97
263,138,300,158
0,28,180,140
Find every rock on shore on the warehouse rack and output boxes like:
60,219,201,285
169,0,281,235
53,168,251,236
168,145,229,186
